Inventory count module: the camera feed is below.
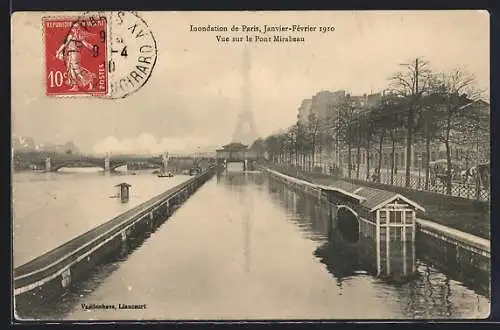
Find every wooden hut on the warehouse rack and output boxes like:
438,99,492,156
114,182,132,203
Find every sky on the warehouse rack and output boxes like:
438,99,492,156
11,10,489,154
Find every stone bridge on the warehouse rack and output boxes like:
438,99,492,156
13,151,216,173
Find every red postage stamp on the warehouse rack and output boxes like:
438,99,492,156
43,16,108,96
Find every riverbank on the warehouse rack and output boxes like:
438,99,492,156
263,163,490,240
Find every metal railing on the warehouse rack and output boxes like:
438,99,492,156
342,166,490,202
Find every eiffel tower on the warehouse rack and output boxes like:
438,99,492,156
232,47,258,146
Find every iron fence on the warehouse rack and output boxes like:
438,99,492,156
343,166,490,202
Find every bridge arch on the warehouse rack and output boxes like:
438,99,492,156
336,205,360,244
51,160,106,172
109,162,128,171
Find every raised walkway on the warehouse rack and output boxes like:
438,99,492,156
14,170,215,296
265,166,490,257
264,163,490,240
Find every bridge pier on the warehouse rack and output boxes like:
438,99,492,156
45,157,51,172
162,152,169,173
104,155,110,172
60,267,71,288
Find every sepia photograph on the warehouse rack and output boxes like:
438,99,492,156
11,10,490,320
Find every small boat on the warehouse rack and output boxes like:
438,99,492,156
189,167,201,176
158,170,174,178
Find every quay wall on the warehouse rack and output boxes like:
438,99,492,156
264,167,490,294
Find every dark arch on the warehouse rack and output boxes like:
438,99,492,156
51,160,105,172
108,162,128,171
111,160,167,171
336,205,360,244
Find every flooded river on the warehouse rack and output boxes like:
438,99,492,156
12,169,192,268
13,170,489,320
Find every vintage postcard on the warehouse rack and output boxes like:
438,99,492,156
11,10,490,321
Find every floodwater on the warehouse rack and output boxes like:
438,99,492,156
14,170,490,320
12,168,192,268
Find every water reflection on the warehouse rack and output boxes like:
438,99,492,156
264,173,488,318
217,171,265,273
268,175,416,284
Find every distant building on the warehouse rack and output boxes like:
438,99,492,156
216,142,250,161
298,90,381,127
346,92,382,112
295,90,383,166
216,142,258,172
310,90,346,123
297,90,348,129
297,99,312,125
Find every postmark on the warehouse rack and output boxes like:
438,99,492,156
43,11,158,99
107,11,158,99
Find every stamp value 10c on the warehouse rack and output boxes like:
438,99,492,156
44,16,108,96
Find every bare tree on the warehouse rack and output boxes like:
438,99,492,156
369,95,394,182
250,138,266,159
416,86,445,189
307,112,321,171
264,135,280,163
337,98,358,179
390,57,433,188
296,122,308,169
432,68,485,194
358,109,376,180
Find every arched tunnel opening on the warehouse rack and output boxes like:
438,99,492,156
337,207,360,244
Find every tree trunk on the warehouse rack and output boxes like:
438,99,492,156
356,143,361,180
307,150,314,172
445,115,452,195
356,126,361,180
425,123,431,190
445,140,452,195
347,143,352,179
391,133,396,185
405,110,414,188
295,142,299,165
366,139,371,181
318,143,322,166
377,133,384,183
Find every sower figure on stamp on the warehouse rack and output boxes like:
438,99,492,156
55,22,97,92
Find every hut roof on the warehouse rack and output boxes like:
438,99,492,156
218,142,248,151
315,179,425,212
114,182,132,187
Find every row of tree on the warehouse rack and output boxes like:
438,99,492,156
250,58,490,194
